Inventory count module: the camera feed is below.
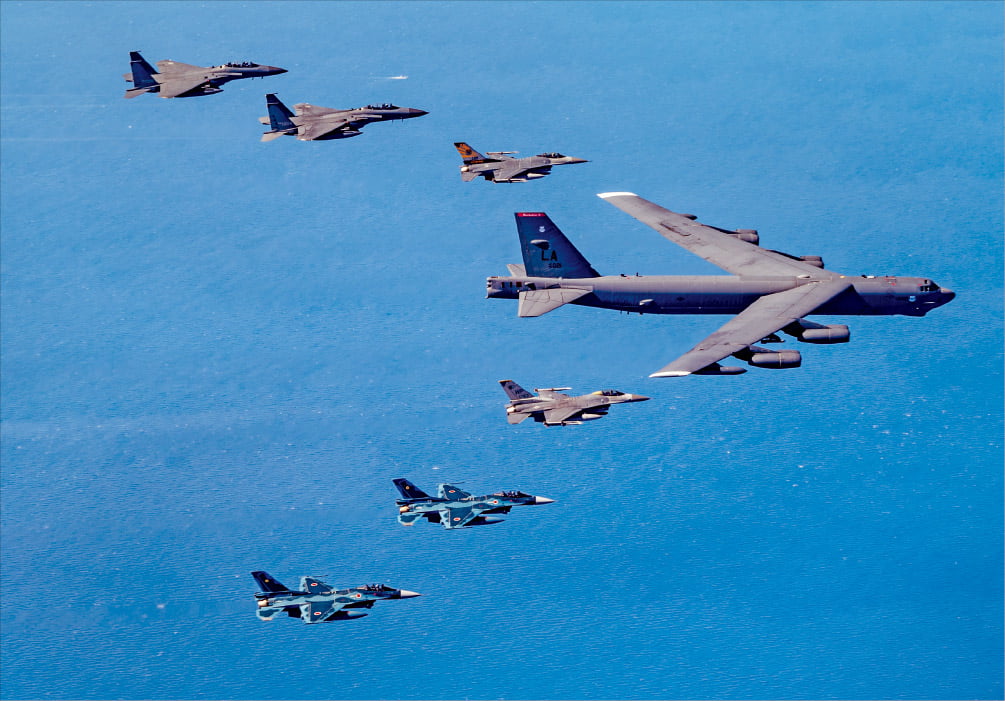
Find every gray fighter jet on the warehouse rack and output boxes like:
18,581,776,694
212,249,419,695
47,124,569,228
454,142,588,183
122,51,286,99
486,193,955,377
499,380,649,426
251,571,419,624
393,478,554,528
259,93,427,142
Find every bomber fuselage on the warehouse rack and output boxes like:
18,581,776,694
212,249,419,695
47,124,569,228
487,273,954,317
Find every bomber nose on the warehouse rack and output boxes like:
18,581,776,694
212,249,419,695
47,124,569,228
940,287,955,302
397,590,421,598
532,496,555,505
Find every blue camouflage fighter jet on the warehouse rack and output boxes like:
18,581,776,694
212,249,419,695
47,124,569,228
251,571,419,624
393,479,555,529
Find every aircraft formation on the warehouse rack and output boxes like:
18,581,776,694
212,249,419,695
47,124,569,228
121,50,956,623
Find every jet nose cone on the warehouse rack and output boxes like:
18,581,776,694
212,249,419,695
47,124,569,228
408,108,429,117
397,590,421,598
940,287,955,302
532,496,555,505
630,394,651,402
566,158,589,164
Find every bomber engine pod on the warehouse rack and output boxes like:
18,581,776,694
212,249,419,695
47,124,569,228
800,325,850,343
740,347,803,369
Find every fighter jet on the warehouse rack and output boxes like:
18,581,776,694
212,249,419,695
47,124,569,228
122,51,286,99
251,571,419,624
454,142,588,182
486,193,955,378
393,478,554,528
499,380,649,426
259,93,428,142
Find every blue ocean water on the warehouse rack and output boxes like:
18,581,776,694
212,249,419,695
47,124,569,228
1,2,1002,699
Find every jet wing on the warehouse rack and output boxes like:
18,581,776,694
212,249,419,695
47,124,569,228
297,117,354,141
518,288,591,317
157,75,212,99
439,484,472,499
543,407,583,424
155,60,203,73
652,279,853,377
442,506,478,527
300,577,333,594
302,600,342,623
598,192,841,278
493,163,533,181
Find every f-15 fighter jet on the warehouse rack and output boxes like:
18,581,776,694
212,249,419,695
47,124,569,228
393,479,554,528
486,195,955,377
454,142,588,182
122,51,286,99
259,93,427,142
499,380,649,426
251,571,419,624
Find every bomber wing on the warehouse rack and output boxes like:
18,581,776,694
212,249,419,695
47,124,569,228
598,192,841,278
652,279,852,377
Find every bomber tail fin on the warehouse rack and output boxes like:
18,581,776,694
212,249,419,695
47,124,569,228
393,478,431,500
515,213,599,278
454,142,494,164
499,380,535,401
252,571,291,593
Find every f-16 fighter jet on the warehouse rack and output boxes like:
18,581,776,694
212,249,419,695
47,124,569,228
393,479,554,528
251,571,419,624
259,93,428,142
122,51,286,99
486,194,955,378
499,380,649,426
454,142,588,182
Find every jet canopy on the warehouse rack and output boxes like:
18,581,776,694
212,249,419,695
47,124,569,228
364,103,399,110
492,490,530,498
224,61,259,67
360,583,391,592
592,390,625,397
536,152,565,158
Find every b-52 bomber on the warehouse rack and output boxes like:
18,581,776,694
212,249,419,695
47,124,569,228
393,478,554,528
251,571,419,623
259,94,428,142
454,142,588,183
499,380,649,426
486,193,955,378
122,51,286,99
